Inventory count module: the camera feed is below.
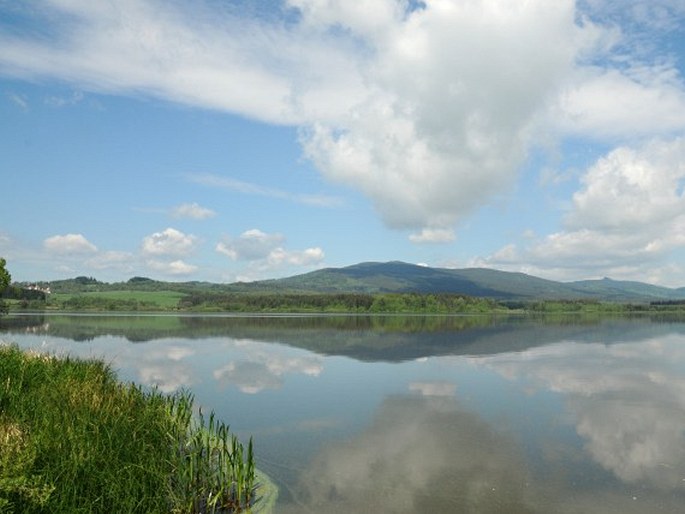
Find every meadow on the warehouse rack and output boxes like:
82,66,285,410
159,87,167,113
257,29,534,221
51,290,187,311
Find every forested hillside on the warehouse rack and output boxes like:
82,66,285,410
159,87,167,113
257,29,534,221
7,261,685,312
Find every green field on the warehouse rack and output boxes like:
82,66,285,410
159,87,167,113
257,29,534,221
51,290,187,310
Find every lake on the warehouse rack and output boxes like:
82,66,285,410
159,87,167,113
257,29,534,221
2,313,685,513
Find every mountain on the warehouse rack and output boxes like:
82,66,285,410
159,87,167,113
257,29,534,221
36,261,685,303
231,261,685,302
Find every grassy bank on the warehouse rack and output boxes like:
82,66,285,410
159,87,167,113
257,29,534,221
0,344,269,513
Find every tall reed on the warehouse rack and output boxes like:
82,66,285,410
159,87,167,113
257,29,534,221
0,344,259,513
166,395,259,513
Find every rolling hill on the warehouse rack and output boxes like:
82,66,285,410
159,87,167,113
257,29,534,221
230,261,685,302
27,261,685,303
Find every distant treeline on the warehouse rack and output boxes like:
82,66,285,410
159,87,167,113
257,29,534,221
2,285,49,311
179,294,685,314
56,295,165,312
177,292,501,313
2,286,48,301
9,283,685,314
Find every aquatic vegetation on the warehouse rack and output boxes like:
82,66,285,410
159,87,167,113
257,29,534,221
166,395,258,513
0,344,261,513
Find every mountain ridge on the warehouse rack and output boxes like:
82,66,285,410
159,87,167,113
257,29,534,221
27,261,685,303
231,261,685,302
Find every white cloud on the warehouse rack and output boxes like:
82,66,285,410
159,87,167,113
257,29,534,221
216,229,285,261
186,173,343,208
548,1,685,140
170,202,216,220
141,227,197,256
0,0,367,125
44,90,84,108
568,138,685,232
0,233,12,248
556,66,685,139
300,1,578,234
266,246,324,267
7,92,28,110
216,228,324,280
85,250,135,271
43,233,97,254
0,0,574,236
287,0,406,37
408,228,455,244
146,259,198,275
2,0,684,243
482,137,685,284
580,0,685,33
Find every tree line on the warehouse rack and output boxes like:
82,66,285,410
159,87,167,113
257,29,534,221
5,258,685,314
178,291,502,313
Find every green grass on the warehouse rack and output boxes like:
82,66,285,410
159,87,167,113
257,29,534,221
50,290,187,310
0,344,267,513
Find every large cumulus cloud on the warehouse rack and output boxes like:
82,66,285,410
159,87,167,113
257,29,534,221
3,0,685,256
483,137,685,283
297,0,577,236
0,0,619,240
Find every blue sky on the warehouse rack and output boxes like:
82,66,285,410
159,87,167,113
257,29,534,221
1,0,685,286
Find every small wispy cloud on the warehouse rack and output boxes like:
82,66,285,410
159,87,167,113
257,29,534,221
134,202,217,220
185,172,343,208
408,228,456,244
85,251,134,270
44,233,97,254
171,202,216,220
146,259,198,276
7,92,28,110
44,90,83,108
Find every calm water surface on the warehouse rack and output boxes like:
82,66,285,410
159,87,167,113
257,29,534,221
2,313,685,513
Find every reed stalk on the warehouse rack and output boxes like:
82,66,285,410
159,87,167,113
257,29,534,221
0,344,259,513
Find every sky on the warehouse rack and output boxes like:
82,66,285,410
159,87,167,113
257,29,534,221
1,0,685,286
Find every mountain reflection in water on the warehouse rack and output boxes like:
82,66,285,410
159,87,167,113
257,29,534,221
2,313,685,513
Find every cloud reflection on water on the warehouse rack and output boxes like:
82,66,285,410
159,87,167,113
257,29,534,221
280,394,534,514
476,335,685,490
408,381,457,397
134,344,197,392
5,315,685,512
107,337,325,395
213,342,324,394
276,386,685,514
